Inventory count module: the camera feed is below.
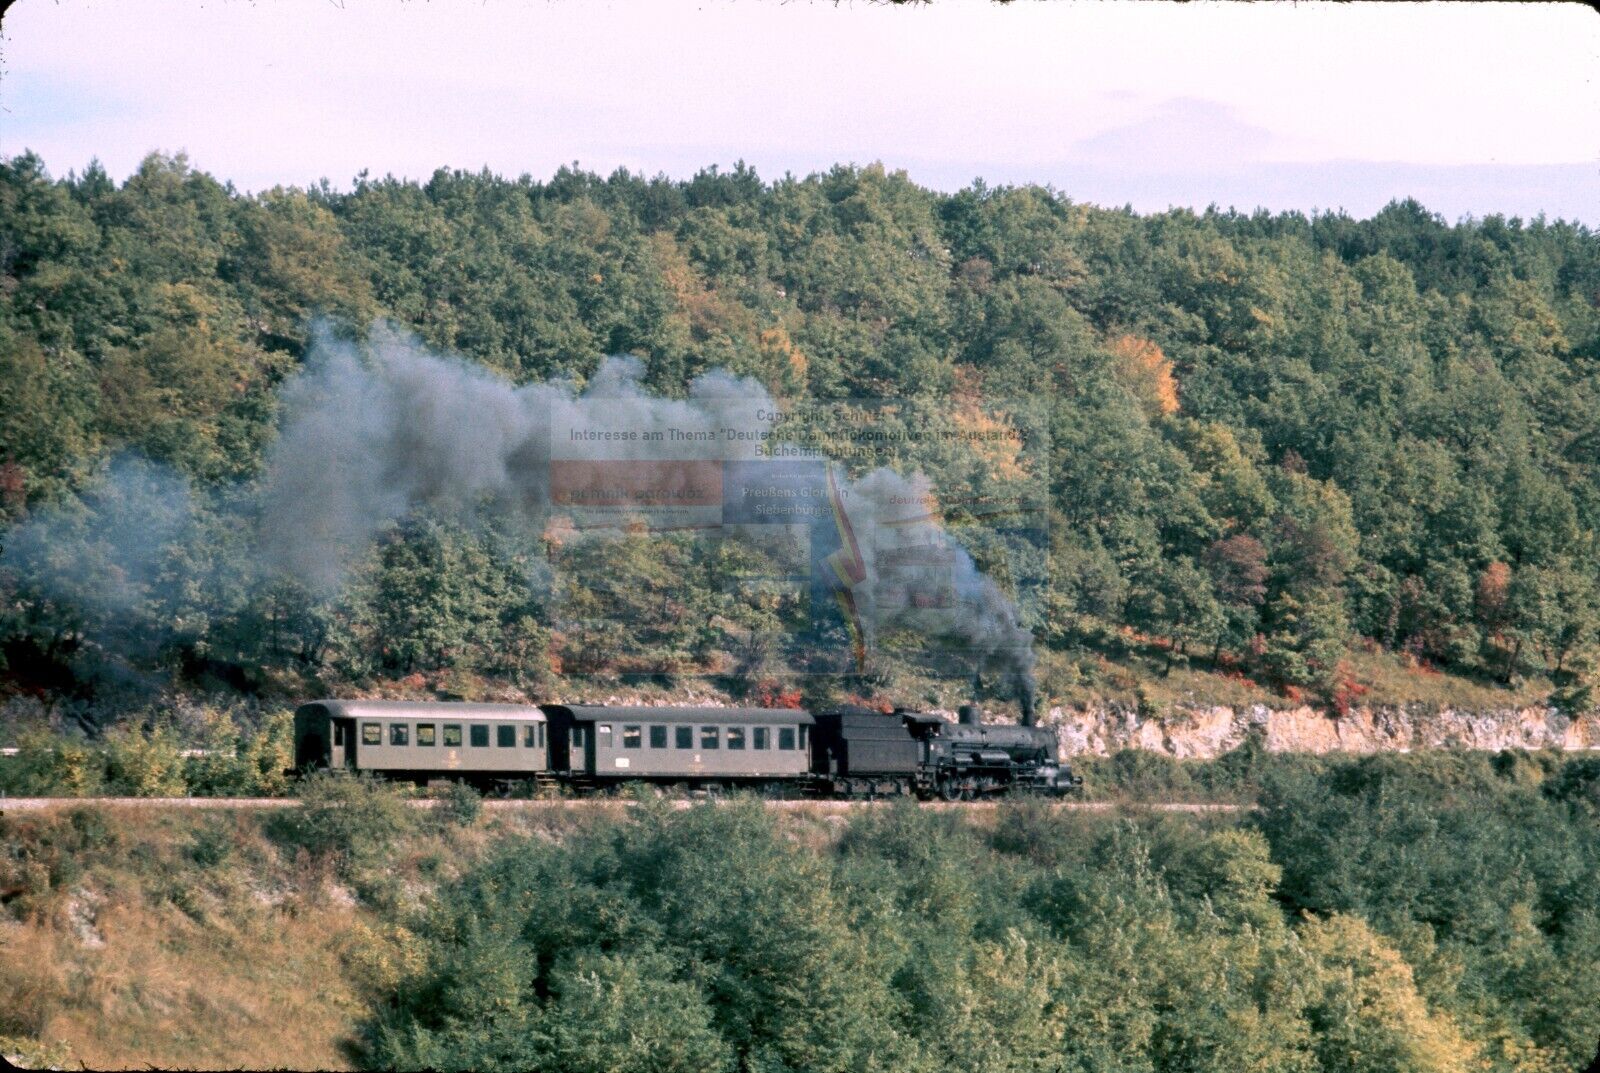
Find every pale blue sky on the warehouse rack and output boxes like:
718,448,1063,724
2,0,1596,222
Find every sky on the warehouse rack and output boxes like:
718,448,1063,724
1,0,1596,224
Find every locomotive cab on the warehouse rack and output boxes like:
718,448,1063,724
810,706,922,797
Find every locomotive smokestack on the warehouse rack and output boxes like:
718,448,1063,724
959,703,983,726
1019,678,1037,726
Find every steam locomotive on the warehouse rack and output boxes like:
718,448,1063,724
292,699,1081,799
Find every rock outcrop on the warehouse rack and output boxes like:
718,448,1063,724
1048,703,1600,758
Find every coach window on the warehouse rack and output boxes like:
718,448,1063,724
598,724,613,748
799,725,809,750
623,725,642,749
571,725,586,749
417,723,436,747
498,725,516,748
390,723,409,746
649,725,668,749
539,723,546,747
778,727,796,750
727,726,746,750
753,726,770,750
523,725,538,747
362,722,381,746
701,726,719,749
443,724,462,747
675,726,693,749
470,724,489,748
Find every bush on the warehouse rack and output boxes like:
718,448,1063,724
0,731,104,797
188,817,235,868
269,771,417,873
101,723,187,797
439,781,481,827
366,801,917,1073
1076,748,1196,800
360,754,1600,1073
241,710,294,796
0,712,298,799
1546,756,1600,812
176,708,296,797
0,808,117,921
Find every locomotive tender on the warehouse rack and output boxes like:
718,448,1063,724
294,698,1080,799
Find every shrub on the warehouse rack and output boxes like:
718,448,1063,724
240,709,295,796
188,817,235,868
269,771,417,873
0,731,105,797
0,809,117,922
1096,748,1195,800
102,723,187,797
64,807,114,852
440,781,482,827
176,707,295,797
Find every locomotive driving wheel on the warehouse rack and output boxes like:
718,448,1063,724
938,776,964,802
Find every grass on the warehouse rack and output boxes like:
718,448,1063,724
0,806,364,1069
1039,635,1555,716
2,897,365,1070
0,802,534,1070
1335,642,1553,711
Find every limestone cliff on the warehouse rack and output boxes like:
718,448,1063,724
1047,703,1600,759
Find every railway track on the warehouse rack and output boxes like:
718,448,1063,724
0,796,1245,814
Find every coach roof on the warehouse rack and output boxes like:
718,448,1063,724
296,700,547,721
545,705,813,725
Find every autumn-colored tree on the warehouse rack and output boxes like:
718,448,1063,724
1203,532,1270,659
1108,332,1180,417
1475,561,1512,635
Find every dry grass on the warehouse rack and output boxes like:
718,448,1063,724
0,805,507,1070
1040,639,1553,716
1338,644,1551,711
2,901,365,1070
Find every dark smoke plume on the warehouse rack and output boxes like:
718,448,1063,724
257,324,1039,705
3,322,1039,707
258,323,773,592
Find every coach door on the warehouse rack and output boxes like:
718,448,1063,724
569,723,595,775
334,718,357,769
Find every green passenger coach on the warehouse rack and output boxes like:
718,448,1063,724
542,705,813,788
293,699,548,782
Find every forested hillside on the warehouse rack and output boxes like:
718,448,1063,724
1,150,1597,728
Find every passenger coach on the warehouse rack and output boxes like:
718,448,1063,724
293,700,549,783
542,705,813,790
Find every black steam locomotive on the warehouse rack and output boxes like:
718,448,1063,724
293,699,1081,799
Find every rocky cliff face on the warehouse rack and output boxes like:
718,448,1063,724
1048,703,1600,759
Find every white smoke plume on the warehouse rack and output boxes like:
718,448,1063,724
0,456,196,622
